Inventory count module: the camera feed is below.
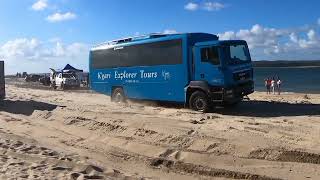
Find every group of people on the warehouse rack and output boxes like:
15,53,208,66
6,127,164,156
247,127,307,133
265,77,282,95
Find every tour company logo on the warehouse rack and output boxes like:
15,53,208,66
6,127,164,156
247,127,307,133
162,70,171,80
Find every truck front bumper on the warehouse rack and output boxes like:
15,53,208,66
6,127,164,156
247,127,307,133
209,81,254,104
224,80,254,100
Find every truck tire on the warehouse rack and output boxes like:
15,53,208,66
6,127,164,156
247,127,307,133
111,88,126,103
189,91,209,112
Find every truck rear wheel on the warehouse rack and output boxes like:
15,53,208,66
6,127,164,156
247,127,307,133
111,88,126,103
189,91,209,112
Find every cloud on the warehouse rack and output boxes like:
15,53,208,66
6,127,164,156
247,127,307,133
307,29,317,41
289,33,298,43
134,32,141,36
218,31,236,40
46,12,77,22
163,29,178,34
0,38,41,59
0,38,88,60
318,18,320,25
0,38,89,74
184,1,225,11
203,2,225,11
31,0,48,11
219,24,287,49
184,2,199,11
293,29,319,49
218,22,320,60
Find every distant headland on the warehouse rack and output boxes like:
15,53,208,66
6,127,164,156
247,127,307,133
253,60,320,67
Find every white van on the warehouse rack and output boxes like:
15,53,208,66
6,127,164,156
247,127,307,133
50,71,80,90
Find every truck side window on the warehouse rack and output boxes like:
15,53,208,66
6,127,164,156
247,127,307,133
200,47,220,65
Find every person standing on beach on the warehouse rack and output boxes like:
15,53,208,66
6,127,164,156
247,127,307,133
271,77,276,94
264,78,268,94
266,78,271,94
277,77,282,95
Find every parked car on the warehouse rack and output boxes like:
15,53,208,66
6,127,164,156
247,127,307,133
25,74,41,82
39,76,51,86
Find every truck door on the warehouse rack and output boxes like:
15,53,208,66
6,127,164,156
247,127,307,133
194,45,224,87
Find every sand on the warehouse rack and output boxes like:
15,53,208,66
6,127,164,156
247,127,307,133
1,80,320,179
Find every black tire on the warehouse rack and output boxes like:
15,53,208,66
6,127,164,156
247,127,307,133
60,83,65,90
189,91,210,112
111,87,126,103
50,82,57,90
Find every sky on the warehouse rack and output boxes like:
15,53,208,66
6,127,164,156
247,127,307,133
0,0,320,74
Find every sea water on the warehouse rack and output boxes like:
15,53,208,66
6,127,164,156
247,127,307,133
253,67,320,93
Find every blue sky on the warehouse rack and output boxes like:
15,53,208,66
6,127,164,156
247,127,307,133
0,0,320,74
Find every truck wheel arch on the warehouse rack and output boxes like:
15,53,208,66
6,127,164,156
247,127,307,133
111,86,127,103
186,81,211,105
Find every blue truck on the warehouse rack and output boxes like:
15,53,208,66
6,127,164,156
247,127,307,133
89,33,254,111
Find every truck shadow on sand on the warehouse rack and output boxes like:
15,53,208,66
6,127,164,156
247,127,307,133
132,99,320,117
215,100,320,117
0,100,58,116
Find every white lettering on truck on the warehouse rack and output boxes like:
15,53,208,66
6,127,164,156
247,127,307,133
97,72,111,80
97,70,161,81
114,71,137,80
140,70,157,78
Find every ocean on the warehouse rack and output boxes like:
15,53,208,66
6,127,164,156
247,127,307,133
253,67,320,93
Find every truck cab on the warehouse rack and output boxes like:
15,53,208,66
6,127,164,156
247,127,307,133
187,39,254,111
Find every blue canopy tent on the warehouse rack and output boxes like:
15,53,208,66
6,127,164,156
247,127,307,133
62,64,83,72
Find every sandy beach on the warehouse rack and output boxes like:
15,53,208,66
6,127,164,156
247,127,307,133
1,79,320,180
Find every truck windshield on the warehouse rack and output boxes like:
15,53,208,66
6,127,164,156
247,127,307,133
222,44,251,65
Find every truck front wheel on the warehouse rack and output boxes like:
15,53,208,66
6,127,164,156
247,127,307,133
111,88,126,103
189,91,210,112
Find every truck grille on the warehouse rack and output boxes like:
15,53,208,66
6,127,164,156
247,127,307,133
233,70,251,81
